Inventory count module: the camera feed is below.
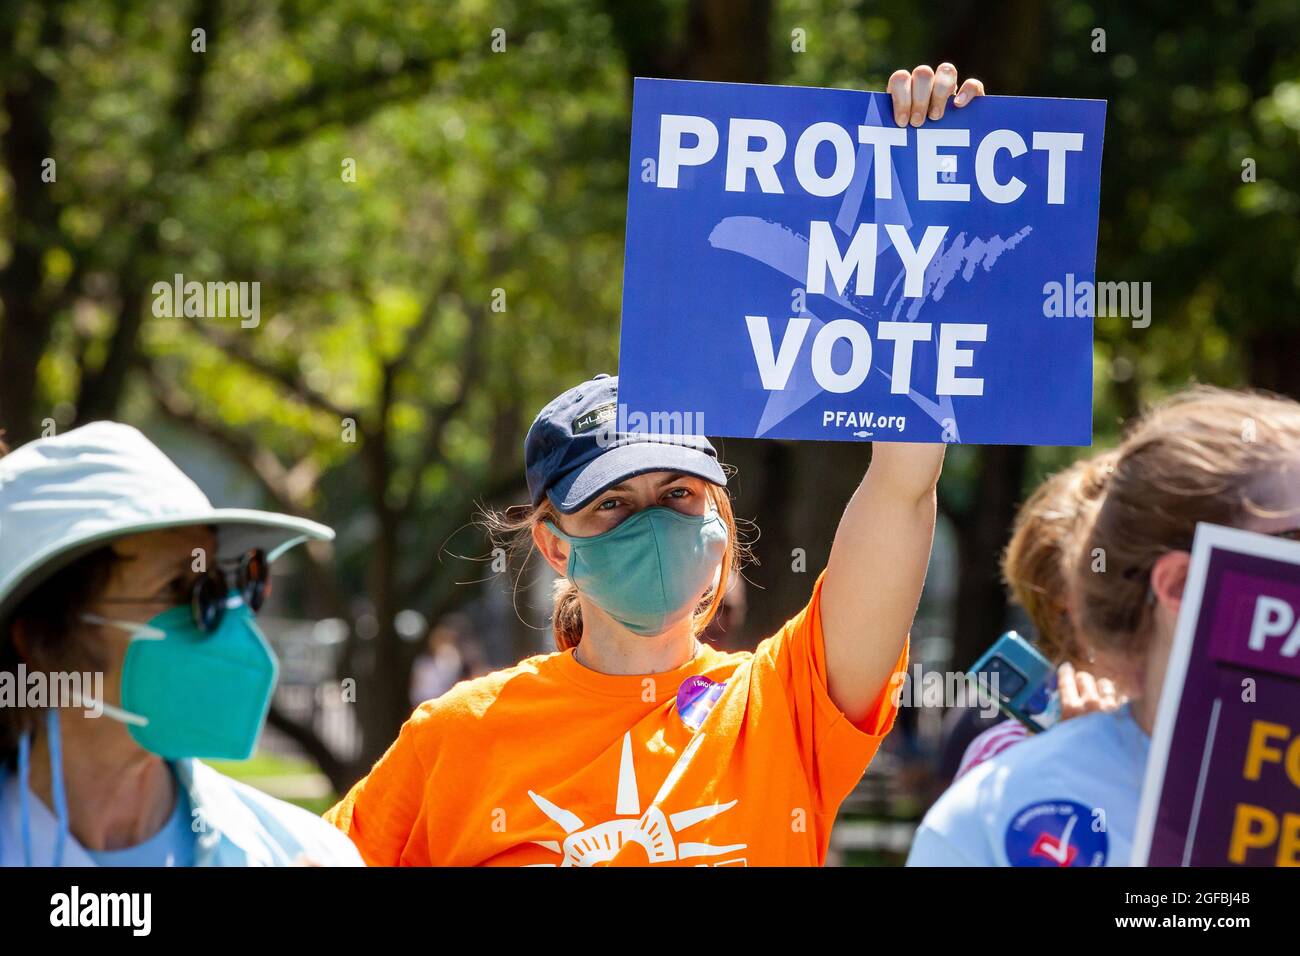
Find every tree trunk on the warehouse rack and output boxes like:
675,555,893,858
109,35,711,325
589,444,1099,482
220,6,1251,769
1246,330,1300,401
75,236,155,423
680,0,773,83
354,403,416,771
931,1,1045,670
0,33,63,446
720,437,869,646
604,0,772,82
947,444,1028,669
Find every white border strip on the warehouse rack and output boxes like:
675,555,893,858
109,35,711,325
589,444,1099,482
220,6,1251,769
1181,696,1221,866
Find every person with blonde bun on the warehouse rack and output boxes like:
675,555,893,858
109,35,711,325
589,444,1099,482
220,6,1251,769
951,452,1123,781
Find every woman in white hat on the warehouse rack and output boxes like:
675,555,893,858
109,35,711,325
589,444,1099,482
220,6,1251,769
0,422,362,866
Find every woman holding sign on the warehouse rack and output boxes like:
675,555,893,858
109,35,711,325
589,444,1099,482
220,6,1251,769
329,67,983,868
324,59,983,859
328,363,947,863
909,386,1300,866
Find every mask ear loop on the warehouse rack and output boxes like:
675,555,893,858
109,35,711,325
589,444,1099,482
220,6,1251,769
542,520,574,543
80,613,166,640
15,711,70,867
541,521,580,580
17,727,32,868
78,613,158,728
47,709,68,867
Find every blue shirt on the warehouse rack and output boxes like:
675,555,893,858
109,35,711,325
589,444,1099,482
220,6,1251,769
84,780,196,868
0,758,363,867
907,705,1150,867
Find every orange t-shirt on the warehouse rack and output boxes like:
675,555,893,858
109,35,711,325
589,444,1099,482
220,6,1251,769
325,571,908,866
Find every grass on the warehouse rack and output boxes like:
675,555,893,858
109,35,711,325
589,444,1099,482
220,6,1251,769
207,750,338,815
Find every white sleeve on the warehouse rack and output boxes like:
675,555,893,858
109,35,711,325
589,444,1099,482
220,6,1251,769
905,767,1002,866
906,823,986,866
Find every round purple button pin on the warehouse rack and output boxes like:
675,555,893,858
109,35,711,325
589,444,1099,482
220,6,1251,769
676,675,726,731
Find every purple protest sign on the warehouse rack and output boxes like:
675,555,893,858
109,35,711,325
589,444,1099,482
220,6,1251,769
1133,524,1300,866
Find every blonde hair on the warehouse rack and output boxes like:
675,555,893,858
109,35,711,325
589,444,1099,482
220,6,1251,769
484,483,744,651
1070,386,1300,657
1001,450,1117,663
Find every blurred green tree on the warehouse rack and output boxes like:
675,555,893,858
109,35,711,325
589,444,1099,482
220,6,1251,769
0,0,630,781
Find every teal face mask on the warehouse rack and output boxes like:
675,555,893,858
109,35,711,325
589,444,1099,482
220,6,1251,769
545,507,729,636
82,592,278,760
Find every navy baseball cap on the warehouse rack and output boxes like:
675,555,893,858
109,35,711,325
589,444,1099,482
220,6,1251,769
524,374,727,514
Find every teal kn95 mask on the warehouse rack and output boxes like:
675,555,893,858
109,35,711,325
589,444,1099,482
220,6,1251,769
545,506,728,636
82,592,278,760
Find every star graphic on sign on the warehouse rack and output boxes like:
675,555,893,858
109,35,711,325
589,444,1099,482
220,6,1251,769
707,95,1032,442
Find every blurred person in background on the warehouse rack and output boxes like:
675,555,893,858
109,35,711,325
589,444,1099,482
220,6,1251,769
460,637,493,680
409,613,470,707
0,424,363,866
909,387,1300,865
936,451,1124,788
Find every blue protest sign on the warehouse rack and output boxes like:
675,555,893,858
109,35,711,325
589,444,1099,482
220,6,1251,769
616,78,1107,445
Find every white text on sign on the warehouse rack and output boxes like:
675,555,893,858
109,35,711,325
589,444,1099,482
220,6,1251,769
654,113,1088,401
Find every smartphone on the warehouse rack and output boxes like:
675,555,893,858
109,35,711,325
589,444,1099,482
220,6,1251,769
970,631,1060,733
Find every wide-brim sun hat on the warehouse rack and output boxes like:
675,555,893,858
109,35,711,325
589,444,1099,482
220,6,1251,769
0,421,334,623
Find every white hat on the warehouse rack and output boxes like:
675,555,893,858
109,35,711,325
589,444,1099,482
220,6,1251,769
0,421,334,621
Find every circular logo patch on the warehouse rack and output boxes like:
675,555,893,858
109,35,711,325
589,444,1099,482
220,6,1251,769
1004,799,1107,867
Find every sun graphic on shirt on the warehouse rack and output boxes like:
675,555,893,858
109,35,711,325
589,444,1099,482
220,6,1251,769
525,731,747,866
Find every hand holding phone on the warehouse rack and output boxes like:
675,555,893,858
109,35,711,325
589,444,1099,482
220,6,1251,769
971,632,1125,733
970,631,1060,733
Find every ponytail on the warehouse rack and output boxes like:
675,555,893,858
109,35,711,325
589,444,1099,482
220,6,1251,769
1001,451,1117,662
